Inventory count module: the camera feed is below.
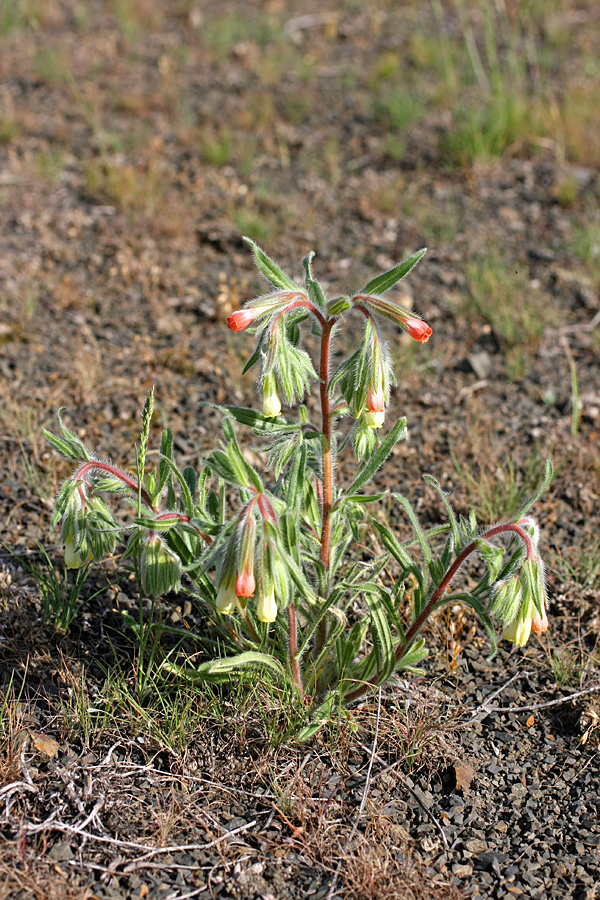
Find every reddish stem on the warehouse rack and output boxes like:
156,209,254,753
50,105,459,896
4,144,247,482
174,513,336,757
273,298,327,329
76,460,156,510
319,320,334,573
345,521,535,703
287,603,303,698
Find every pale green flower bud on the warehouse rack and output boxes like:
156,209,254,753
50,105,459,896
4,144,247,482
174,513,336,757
140,534,181,597
491,574,522,625
502,595,533,647
63,531,93,569
256,586,278,623
215,577,237,615
262,373,282,418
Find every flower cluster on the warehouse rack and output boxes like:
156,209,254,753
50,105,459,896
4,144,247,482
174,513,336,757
57,480,116,570
214,498,288,624
490,519,549,647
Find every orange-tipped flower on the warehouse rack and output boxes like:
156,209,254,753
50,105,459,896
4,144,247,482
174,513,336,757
365,383,385,428
403,316,432,344
236,566,256,598
531,602,549,635
227,307,265,333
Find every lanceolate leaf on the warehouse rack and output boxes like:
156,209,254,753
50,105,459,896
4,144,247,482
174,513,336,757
244,237,298,291
363,586,395,684
343,417,407,499
296,692,339,743
514,459,554,522
361,248,427,296
202,403,298,435
166,651,287,684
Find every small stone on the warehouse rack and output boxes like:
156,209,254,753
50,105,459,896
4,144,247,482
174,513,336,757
452,863,474,878
48,840,74,861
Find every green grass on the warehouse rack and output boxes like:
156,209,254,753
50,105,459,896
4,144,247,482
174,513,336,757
465,248,556,379
60,652,316,753
450,445,545,524
552,539,600,590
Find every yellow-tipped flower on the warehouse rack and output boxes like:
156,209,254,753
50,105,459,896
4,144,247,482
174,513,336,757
63,533,93,569
215,577,237,615
502,595,533,647
256,587,278,623
262,373,282,418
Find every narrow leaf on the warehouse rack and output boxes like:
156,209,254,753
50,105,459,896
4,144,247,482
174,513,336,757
361,248,427,295
244,237,298,291
514,459,554,522
343,417,407,499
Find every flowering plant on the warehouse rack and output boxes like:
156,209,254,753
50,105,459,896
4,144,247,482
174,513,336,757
45,241,552,736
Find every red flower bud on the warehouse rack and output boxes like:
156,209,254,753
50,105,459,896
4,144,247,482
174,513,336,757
236,567,256,598
366,384,385,414
227,308,266,333
403,316,432,344
531,602,549,634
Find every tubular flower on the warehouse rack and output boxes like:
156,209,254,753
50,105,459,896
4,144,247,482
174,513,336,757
215,577,237,615
365,383,385,428
256,587,278,623
262,373,282,418
236,566,256,598
531,601,549,635
227,307,268,333
502,600,534,647
402,315,432,344
64,533,93,569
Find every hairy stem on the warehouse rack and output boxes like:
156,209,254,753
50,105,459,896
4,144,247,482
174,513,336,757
346,521,535,703
315,319,334,666
319,320,334,574
76,460,156,511
287,602,303,698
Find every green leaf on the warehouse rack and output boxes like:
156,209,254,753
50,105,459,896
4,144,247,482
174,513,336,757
396,637,428,675
513,459,554,522
422,474,460,547
296,692,339,743
244,237,298,291
361,248,427,295
157,429,174,497
343,417,407,499
166,651,287,684
344,491,388,504
363,586,395,685
303,251,327,311
159,456,195,517
43,429,82,462
203,402,300,437
393,493,432,564
286,442,307,511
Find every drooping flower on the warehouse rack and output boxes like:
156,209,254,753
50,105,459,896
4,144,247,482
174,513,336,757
502,596,534,647
227,307,267,333
139,533,182,597
262,372,282,418
531,601,549,634
63,532,93,569
215,577,237,615
256,586,278,623
236,565,256,598
365,383,385,428
402,315,432,344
